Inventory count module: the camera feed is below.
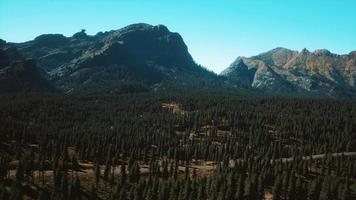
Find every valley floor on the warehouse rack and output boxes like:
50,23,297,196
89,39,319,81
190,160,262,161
0,92,355,199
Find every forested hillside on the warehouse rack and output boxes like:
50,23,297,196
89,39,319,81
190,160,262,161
0,91,355,199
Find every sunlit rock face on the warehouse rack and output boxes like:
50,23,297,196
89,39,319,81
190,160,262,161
221,48,356,98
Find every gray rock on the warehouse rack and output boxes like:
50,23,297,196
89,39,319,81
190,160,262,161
221,48,356,99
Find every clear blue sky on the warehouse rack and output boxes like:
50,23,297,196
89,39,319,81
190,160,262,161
1,0,355,73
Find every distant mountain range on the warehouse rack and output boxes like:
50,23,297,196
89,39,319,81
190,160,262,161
0,24,355,98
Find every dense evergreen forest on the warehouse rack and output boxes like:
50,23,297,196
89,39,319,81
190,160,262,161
0,91,355,199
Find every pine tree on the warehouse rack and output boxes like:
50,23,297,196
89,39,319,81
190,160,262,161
69,176,81,200
184,161,190,180
197,179,206,200
129,161,140,183
235,173,245,200
60,173,69,199
295,177,305,199
38,188,50,200
173,161,178,180
89,184,97,200
181,179,191,200
256,174,264,200
163,161,169,179
158,181,169,200
287,173,296,200
104,158,112,181
338,182,351,200
119,162,127,186
9,181,22,200
191,173,198,200
134,179,145,200
94,160,101,186
308,178,322,200
169,180,179,200
0,182,7,200
119,188,127,200
319,177,331,200
147,178,159,200
128,185,135,200
272,175,282,200
15,161,24,183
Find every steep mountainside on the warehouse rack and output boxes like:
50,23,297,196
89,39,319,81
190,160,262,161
11,24,217,92
0,42,55,93
221,48,356,98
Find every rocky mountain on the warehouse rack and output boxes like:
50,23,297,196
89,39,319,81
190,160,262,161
0,42,55,93
221,47,356,98
2,24,355,98
10,23,217,92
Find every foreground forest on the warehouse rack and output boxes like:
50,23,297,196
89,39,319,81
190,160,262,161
0,91,355,200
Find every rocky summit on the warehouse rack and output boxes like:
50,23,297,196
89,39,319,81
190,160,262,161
221,47,356,98
10,23,216,92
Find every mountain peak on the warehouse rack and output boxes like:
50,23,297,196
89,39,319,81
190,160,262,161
235,59,248,69
113,23,170,36
72,29,89,39
33,34,69,47
10,23,213,91
271,47,292,52
255,47,298,67
301,48,310,54
312,49,333,56
223,47,356,98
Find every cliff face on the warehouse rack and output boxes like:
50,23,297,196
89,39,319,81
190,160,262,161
221,48,356,98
